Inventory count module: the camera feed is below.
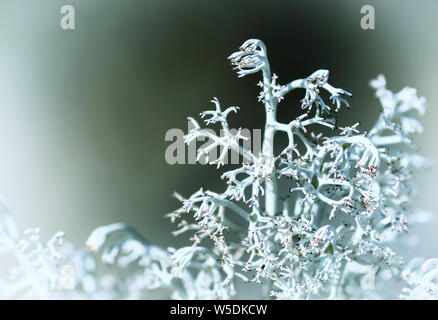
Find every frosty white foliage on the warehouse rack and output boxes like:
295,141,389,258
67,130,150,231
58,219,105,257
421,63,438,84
0,39,435,300
163,39,433,300
82,39,433,300
0,199,68,299
400,258,438,299
73,223,236,299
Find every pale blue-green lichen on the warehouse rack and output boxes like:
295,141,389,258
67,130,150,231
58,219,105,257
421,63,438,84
0,39,435,300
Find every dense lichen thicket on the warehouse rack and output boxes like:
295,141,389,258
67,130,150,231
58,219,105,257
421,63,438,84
0,39,436,300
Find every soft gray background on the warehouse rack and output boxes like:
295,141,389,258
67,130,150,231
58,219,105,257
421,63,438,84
0,0,437,260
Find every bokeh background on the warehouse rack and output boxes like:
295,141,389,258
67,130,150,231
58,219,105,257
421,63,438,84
0,0,437,262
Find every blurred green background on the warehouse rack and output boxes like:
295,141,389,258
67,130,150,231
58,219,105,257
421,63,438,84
0,0,437,259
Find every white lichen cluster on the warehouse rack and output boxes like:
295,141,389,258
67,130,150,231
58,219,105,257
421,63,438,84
0,198,67,299
0,39,436,300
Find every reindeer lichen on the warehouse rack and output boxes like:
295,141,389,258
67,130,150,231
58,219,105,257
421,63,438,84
1,39,436,300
